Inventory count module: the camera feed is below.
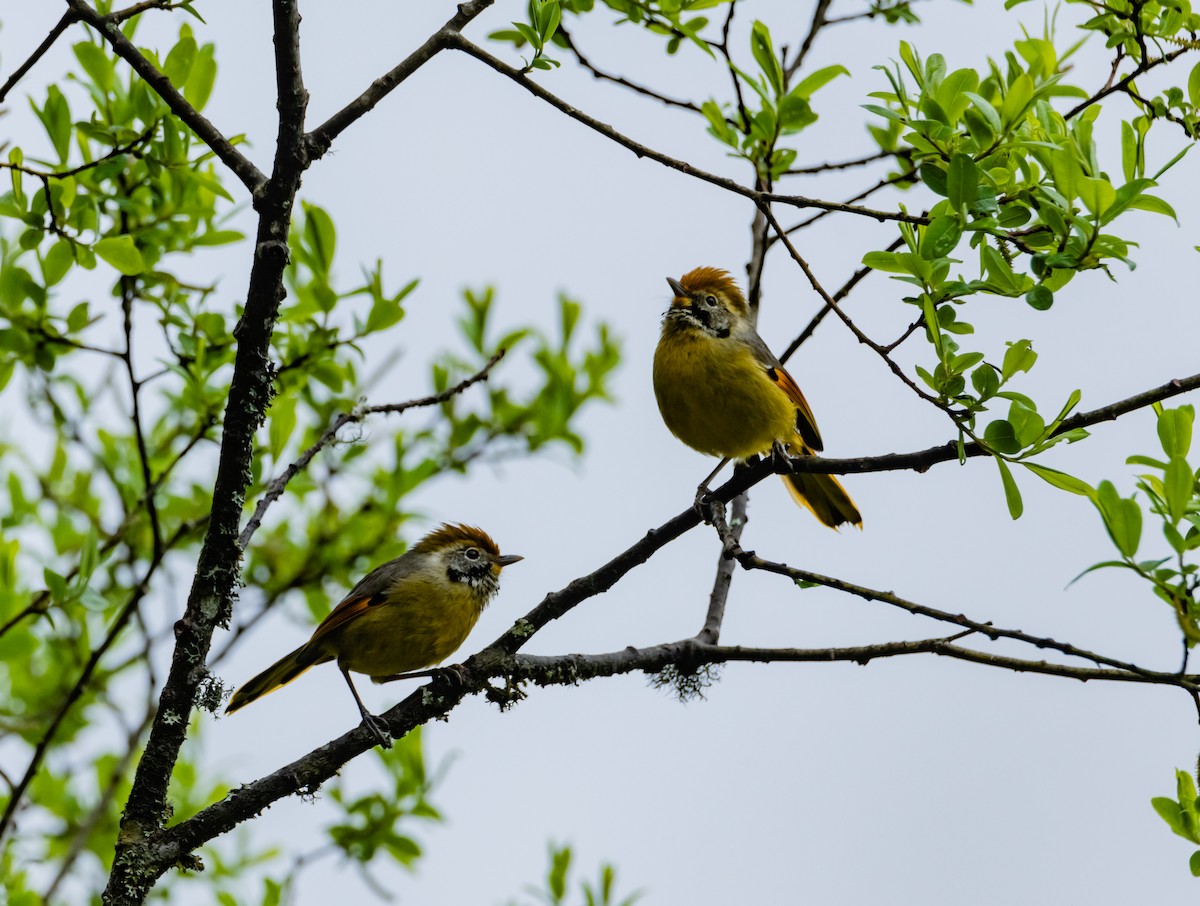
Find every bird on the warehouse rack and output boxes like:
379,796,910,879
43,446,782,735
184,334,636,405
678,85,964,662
652,266,861,529
225,523,522,748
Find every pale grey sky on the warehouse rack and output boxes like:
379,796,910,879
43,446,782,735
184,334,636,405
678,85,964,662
4,1,1200,902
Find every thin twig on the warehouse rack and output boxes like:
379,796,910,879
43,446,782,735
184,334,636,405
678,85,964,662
556,24,699,112
757,200,938,404
783,150,895,176
0,11,74,103
238,348,505,550
446,34,927,226
778,235,906,363
1064,46,1192,120
785,0,832,80
305,0,496,159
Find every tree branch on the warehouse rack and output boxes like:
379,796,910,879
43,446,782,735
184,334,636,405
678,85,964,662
555,23,700,112
757,200,939,405
305,0,496,159
64,0,267,196
777,235,905,363
0,11,74,103
153,617,1200,868
102,1,309,900
445,34,927,225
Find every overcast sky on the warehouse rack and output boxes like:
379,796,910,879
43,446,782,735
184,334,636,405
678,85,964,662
4,1,1200,902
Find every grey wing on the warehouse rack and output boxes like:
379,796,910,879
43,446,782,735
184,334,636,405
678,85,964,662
336,549,424,608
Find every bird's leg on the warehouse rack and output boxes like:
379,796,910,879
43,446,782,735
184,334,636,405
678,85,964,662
340,664,393,749
694,457,731,515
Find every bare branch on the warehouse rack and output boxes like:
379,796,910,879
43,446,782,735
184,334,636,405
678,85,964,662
0,11,75,103
777,235,905,363
783,150,896,176
757,200,939,404
446,34,927,226
785,0,832,80
556,24,700,112
306,0,496,159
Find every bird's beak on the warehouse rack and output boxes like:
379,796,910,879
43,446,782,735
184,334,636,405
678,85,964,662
496,554,524,568
666,277,687,299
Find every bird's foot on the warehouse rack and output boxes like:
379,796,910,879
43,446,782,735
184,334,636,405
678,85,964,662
360,712,393,750
769,441,797,474
434,663,471,694
693,484,719,522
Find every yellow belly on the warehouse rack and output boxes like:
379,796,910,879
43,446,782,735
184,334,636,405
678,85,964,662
319,577,484,678
653,326,798,460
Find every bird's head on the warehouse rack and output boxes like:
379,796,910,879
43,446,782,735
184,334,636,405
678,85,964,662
412,523,522,596
664,267,749,338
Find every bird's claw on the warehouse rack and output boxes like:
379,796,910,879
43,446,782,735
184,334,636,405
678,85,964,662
435,663,471,693
693,485,717,521
361,713,393,750
769,441,795,474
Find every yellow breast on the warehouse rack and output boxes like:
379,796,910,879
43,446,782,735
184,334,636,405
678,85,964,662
325,575,485,678
652,323,798,460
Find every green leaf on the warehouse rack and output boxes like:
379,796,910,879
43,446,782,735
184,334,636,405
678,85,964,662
1159,407,1194,457
73,41,114,94
750,21,783,96
1001,73,1034,126
1025,285,1053,311
302,202,337,275
1164,455,1194,524
94,236,146,276
996,457,1023,519
919,216,962,259
1022,462,1094,497
163,34,198,86
1127,454,1169,470
44,568,69,601
1008,400,1045,447
36,85,73,164
185,44,217,110
1077,176,1115,217
984,419,1022,455
971,363,1000,399
1190,850,1200,877
1189,60,1200,108
1096,480,1142,558
1126,194,1178,222
791,64,849,99
861,251,911,273
268,395,297,461
1001,339,1037,380
42,240,74,287
946,153,978,212
1177,769,1197,807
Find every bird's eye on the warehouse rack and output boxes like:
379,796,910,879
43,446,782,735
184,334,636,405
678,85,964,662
704,294,718,307
465,548,480,560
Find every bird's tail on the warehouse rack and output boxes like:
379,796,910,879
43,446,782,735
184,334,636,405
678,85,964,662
225,643,327,714
782,472,862,530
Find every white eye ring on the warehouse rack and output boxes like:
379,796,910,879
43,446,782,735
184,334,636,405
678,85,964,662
704,294,718,306
465,548,480,560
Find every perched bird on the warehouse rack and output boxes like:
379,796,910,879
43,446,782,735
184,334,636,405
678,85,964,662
225,523,522,748
652,266,861,529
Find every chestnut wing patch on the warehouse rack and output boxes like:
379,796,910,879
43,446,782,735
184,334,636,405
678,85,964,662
766,365,824,452
309,590,388,646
